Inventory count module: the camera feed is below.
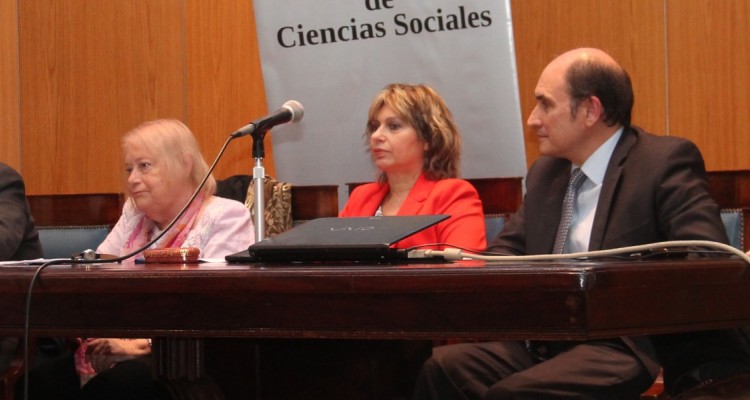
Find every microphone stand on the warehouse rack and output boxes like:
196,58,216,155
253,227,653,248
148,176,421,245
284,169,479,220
251,131,267,242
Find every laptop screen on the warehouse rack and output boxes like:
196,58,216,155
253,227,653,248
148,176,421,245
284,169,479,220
225,215,449,263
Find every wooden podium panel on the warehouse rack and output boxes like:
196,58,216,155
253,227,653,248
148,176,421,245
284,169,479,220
2,257,749,399
2,258,749,339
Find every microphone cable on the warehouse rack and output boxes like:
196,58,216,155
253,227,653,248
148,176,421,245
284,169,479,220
21,134,238,400
407,239,750,268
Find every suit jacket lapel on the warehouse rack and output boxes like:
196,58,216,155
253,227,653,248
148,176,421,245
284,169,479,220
362,183,390,215
397,174,434,216
589,127,637,250
543,168,571,252
525,158,570,254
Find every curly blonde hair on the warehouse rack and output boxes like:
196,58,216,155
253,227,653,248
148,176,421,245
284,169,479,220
366,83,461,181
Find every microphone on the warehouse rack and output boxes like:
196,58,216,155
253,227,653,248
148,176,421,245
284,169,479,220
231,100,304,138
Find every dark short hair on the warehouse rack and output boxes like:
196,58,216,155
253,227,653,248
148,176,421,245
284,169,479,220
566,59,633,127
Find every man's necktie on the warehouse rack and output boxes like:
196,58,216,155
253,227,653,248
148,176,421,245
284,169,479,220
525,168,586,361
553,168,586,254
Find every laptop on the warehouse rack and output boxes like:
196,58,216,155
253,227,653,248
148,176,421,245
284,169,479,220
225,214,449,263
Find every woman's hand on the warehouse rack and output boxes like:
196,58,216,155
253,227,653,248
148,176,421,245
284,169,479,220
85,338,151,372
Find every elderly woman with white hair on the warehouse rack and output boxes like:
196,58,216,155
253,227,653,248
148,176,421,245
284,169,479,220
99,118,254,259
21,119,254,400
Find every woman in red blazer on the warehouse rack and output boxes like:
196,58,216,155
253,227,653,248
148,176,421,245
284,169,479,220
340,83,486,251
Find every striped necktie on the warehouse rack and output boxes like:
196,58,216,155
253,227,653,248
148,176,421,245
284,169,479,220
553,168,586,254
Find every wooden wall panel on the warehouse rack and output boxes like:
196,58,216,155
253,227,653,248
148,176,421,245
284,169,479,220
9,0,750,195
511,0,667,167
0,0,20,170
185,0,275,181
18,0,186,194
667,1,750,171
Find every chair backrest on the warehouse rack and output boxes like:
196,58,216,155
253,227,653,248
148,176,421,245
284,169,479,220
27,193,123,226
290,185,339,225
36,225,111,258
707,170,750,250
466,177,523,241
27,193,123,259
720,209,746,250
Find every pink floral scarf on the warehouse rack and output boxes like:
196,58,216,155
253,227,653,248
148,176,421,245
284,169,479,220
123,193,205,259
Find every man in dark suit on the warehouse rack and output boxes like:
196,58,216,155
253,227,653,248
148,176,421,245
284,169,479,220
0,162,43,372
412,48,750,399
0,162,43,261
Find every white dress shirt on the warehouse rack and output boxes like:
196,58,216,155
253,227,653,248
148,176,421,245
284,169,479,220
566,127,623,253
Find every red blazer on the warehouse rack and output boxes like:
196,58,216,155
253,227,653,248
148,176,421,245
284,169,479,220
340,173,486,251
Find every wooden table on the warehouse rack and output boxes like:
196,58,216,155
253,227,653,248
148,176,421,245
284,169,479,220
2,257,749,398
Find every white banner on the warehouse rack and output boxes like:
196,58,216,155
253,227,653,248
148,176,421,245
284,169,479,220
253,0,526,207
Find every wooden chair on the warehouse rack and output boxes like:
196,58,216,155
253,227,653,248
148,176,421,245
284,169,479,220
27,193,124,258
27,193,124,227
290,184,339,222
708,170,750,250
465,177,523,240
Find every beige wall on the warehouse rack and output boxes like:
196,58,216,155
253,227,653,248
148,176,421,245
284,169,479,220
2,0,748,194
